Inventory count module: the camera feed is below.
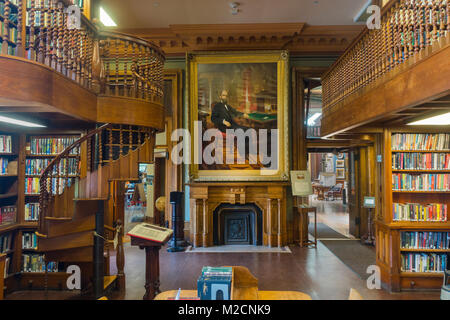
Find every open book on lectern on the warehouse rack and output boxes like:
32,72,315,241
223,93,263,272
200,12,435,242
127,223,173,243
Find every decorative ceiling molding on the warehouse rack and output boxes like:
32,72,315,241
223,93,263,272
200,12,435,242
113,24,364,56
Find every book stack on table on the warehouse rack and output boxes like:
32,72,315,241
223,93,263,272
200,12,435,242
197,266,232,300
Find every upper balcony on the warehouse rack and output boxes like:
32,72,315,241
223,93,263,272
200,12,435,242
0,0,166,130
321,0,450,137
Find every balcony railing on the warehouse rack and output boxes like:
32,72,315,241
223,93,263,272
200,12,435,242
322,0,450,115
0,0,165,104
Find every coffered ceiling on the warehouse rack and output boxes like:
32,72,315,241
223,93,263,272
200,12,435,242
100,0,370,29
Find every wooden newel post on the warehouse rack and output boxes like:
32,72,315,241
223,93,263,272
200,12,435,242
116,219,125,290
1,1,11,55
91,37,103,94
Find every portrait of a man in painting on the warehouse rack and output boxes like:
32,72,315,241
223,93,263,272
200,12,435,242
197,63,278,171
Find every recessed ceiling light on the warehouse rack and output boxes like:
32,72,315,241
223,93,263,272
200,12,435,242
407,112,450,125
100,7,117,27
0,115,46,127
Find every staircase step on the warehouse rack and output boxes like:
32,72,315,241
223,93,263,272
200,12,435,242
39,231,94,252
44,246,93,262
47,215,95,238
45,217,72,221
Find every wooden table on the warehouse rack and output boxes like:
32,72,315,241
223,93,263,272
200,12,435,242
312,184,330,200
155,289,311,300
296,206,317,248
154,266,312,300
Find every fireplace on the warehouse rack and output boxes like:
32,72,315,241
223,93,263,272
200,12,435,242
188,182,289,248
213,204,262,246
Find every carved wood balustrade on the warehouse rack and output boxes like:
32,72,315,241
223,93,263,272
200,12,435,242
0,0,165,104
322,0,450,118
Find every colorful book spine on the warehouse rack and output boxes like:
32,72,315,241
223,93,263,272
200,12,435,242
401,253,447,273
25,158,78,176
0,135,12,153
25,177,73,195
24,203,40,221
22,254,59,273
0,206,17,226
0,158,8,174
30,137,79,155
393,203,447,222
392,173,450,191
392,153,450,170
392,133,450,151
401,232,450,249
22,232,38,249
0,232,13,253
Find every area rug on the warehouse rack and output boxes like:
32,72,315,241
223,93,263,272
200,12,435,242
308,223,349,239
185,245,292,253
319,240,376,280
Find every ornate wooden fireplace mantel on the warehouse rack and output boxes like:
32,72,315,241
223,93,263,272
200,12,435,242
187,182,290,248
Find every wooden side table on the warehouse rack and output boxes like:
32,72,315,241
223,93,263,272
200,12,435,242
296,206,317,248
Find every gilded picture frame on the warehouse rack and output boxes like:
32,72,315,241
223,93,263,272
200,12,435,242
187,51,290,181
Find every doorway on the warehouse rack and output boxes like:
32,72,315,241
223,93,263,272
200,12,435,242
123,163,155,234
308,151,350,238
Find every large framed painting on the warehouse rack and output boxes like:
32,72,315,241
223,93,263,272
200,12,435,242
187,51,289,181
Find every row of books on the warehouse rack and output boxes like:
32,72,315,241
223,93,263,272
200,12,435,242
401,232,449,250
401,253,447,273
392,173,450,191
392,152,450,170
22,254,58,273
201,266,233,277
0,135,12,153
24,203,39,221
393,203,447,222
22,232,37,249
0,232,13,253
26,0,83,9
25,158,79,176
198,267,232,300
25,177,72,195
0,157,8,175
0,206,16,226
392,133,450,151
30,137,79,155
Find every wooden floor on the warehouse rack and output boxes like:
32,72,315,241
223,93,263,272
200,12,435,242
5,199,442,300
106,241,440,300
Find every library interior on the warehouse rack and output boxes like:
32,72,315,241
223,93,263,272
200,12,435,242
0,0,449,302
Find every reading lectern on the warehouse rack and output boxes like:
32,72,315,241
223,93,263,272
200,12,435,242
127,223,173,300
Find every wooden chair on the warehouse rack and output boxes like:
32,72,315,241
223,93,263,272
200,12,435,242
324,183,343,201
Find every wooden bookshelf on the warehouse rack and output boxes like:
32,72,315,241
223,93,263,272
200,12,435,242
376,129,450,292
0,131,82,295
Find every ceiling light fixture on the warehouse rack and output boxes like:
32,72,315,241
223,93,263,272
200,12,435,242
100,7,117,27
0,115,46,127
407,112,450,126
230,2,240,15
